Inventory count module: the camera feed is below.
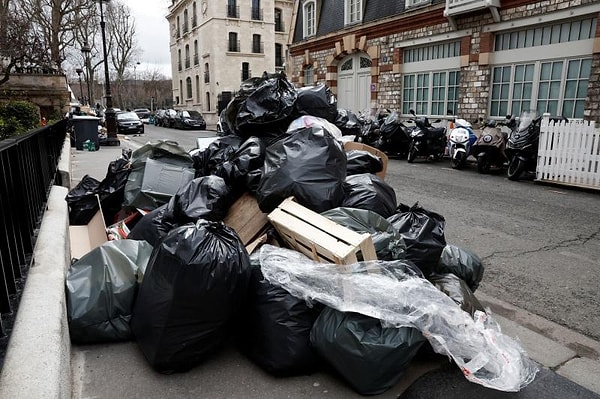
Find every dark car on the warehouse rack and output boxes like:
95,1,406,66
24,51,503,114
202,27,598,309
115,111,144,135
172,110,206,130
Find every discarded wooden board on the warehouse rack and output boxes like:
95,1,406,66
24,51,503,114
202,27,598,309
223,192,270,249
267,197,377,265
344,141,389,179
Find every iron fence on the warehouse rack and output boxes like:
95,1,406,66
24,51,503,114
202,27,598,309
0,120,66,339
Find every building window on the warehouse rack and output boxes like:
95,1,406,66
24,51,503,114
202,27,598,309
241,62,250,81
206,92,211,111
228,32,239,52
185,44,190,68
227,0,239,18
193,40,199,65
404,41,460,63
178,49,182,71
303,1,315,38
304,65,314,85
179,80,183,102
176,16,181,38
405,0,430,8
251,0,262,20
252,34,263,53
275,43,283,67
344,0,361,25
183,9,189,34
195,75,200,103
204,62,210,83
186,77,193,99
192,2,197,27
275,8,284,32
490,58,591,119
494,17,597,51
402,70,461,116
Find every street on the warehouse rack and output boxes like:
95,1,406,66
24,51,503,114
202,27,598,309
129,123,600,343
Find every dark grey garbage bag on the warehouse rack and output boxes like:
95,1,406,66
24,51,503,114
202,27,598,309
310,307,426,396
66,239,153,344
436,244,484,292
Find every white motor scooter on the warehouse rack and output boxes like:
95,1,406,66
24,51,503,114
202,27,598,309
447,118,477,169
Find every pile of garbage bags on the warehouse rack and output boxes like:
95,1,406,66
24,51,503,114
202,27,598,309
65,71,538,394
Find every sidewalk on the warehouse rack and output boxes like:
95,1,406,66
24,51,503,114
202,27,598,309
2,137,600,398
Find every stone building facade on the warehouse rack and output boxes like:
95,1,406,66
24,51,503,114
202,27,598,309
288,0,600,123
166,0,293,125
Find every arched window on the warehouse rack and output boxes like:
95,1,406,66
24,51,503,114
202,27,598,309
186,77,193,99
183,9,189,33
274,8,283,32
303,1,315,38
192,2,197,27
193,40,199,65
275,43,283,67
178,49,182,71
204,62,210,83
179,80,183,103
195,75,200,103
206,92,211,111
185,44,190,68
176,16,181,38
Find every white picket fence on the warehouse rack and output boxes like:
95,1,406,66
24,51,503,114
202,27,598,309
537,114,600,190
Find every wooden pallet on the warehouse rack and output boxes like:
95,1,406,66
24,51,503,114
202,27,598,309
267,197,377,265
223,192,270,251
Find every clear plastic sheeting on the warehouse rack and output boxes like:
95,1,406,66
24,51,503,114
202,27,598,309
259,245,539,392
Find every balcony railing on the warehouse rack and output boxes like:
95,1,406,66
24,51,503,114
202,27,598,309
228,40,240,52
252,41,264,54
192,16,197,27
227,4,240,18
0,121,66,338
251,7,263,21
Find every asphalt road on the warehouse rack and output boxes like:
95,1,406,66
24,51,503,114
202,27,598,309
128,124,600,342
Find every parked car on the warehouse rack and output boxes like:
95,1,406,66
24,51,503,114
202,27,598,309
172,110,207,130
154,109,176,127
115,111,144,135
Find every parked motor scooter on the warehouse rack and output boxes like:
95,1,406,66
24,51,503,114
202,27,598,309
505,111,569,181
375,110,414,158
447,118,478,169
355,108,389,147
471,116,516,174
406,110,447,163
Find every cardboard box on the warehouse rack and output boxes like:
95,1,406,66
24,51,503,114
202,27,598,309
69,196,107,259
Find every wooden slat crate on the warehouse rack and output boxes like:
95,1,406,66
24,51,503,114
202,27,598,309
267,197,377,264
223,192,270,250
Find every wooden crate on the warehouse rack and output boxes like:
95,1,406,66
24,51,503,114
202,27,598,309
267,197,377,264
344,141,389,179
223,192,270,249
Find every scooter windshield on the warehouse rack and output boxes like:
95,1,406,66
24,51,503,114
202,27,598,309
517,111,539,132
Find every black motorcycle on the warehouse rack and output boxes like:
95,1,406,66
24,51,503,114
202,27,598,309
406,110,447,163
505,111,568,181
375,110,413,158
472,116,516,174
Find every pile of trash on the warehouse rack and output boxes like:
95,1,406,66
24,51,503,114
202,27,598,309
64,72,538,394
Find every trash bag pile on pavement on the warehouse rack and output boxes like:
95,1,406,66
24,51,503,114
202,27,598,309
65,71,538,394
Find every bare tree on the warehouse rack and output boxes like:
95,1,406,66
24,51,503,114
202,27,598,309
0,0,48,85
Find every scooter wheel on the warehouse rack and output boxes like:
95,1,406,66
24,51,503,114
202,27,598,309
477,154,491,174
407,145,417,163
451,152,465,169
507,157,526,181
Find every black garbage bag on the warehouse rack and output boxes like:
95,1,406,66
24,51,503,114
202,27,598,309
294,84,337,122
164,175,234,223
256,125,346,213
97,153,132,225
237,259,321,376
131,220,251,373
310,307,426,396
66,239,153,343
127,204,175,247
427,273,485,318
346,150,383,176
321,207,406,261
192,135,243,177
235,72,298,138
66,175,102,225
341,173,397,219
334,108,362,137
437,244,484,292
387,203,446,276
214,136,266,194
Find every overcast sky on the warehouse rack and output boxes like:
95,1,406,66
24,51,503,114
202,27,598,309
126,0,172,78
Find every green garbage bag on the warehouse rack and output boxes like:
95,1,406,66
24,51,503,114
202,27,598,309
66,239,153,343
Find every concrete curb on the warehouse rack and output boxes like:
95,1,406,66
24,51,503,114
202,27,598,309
57,136,72,189
0,185,71,399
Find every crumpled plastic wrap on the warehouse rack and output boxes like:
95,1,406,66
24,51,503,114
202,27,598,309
259,245,539,392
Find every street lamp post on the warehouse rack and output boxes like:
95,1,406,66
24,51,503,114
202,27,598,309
75,68,84,105
81,43,92,108
98,0,119,146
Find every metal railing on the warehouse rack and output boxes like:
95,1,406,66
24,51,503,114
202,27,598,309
0,120,66,337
